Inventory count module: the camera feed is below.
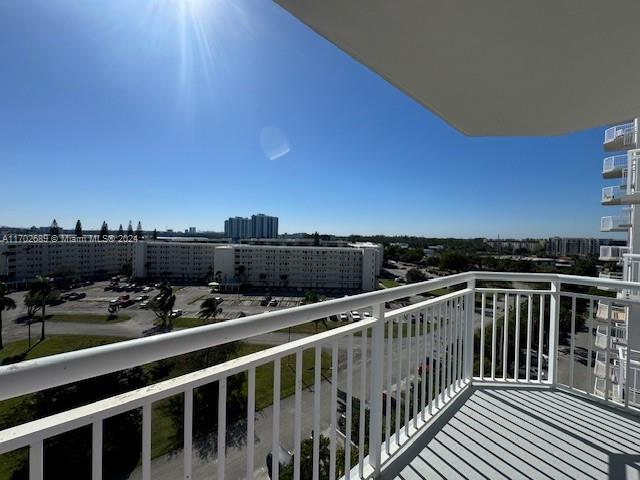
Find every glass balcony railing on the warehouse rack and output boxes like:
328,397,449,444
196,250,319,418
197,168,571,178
600,213,631,231
602,154,628,177
604,122,636,151
602,185,626,204
599,245,630,261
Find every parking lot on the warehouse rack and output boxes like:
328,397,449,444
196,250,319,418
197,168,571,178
1,280,377,344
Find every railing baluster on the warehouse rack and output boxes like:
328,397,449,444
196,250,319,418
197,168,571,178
346,334,354,476
503,293,509,380
367,301,388,473
428,306,434,415
447,300,453,396
142,403,151,480
218,376,227,480
359,330,367,475
294,351,303,480
395,315,402,443
247,367,255,479
272,360,281,480
452,298,458,391
526,295,533,383
538,295,545,382
443,302,449,399
312,346,321,480
330,343,338,480
413,312,420,429
491,293,497,380
605,301,612,402
420,309,428,419
570,296,576,389
92,419,103,480
548,281,561,385
480,293,486,380
29,441,43,480
183,389,193,480
385,320,392,455
514,294,521,382
587,299,594,397
437,302,443,406
404,314,411,436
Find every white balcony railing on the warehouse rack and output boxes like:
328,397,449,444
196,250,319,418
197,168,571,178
600,211,631,231
602,154,628,178
602,185,626,204
1,272,640,480
596,300,627,322
594,324,627,349
599,245,630,261
604,122,637,151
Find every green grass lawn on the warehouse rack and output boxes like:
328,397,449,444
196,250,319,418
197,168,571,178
171,316,211,328
0,334,130,366
0,335,133,480
47,313,131,324
379,279,400,289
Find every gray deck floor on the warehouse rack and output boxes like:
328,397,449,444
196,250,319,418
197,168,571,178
384,386,640,480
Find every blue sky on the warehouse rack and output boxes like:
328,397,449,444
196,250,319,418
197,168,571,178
0,0,620,238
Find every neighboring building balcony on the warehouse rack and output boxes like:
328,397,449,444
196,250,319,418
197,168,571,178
602,154,628,179
600,212,631,232
604,121,637,152
594,324,627,349
599,245,630,262
596,300,627,322
3,272,640,480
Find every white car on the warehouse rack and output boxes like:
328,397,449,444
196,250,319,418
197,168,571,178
363,312,372,318
339,313,348,321
350,311,361,321
170,309,184,318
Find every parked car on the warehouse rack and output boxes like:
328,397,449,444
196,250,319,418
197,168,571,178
363,312,372,318
140,300,150,308
109,299,120,306
214,297,223,303
350,311,361,321
134,295,149,302
260,299,269,306
329,315,339,322
119,294,130,301
170,309,183,318
104,285,113,291
67,292,86,301
142,286,153,293
269,299,278,307
339,313,348,321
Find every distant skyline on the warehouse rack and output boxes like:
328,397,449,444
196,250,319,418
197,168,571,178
0,0,623,239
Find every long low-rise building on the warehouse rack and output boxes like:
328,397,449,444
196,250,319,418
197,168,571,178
0,240,383,292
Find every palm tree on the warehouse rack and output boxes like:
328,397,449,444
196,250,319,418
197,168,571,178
29,276,53,341
198,297,223,321
148,284,176,328
0,283,17,350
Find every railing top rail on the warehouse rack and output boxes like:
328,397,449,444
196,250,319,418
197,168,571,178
2,271,640,402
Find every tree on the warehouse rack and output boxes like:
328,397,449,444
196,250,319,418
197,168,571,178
280,436,346,480
438,250,470,272
406,268,427,284
313,231,320,246
127,221,134,236
49,219,60,236
74,220,83,237
152,229,158,240
136,221,143,238
118,224,124,237
198,297,223,320
120,259,133,278
148,284,176,327
99,221,109,237
0,283,16,349
29,276,56,341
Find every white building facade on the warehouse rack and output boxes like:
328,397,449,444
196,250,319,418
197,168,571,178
0,240,382,292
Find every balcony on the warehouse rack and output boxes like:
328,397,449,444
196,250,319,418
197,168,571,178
599,246,630,262
600,212,631,232
596,300,627,322
1,272,640,480
602,154,628,179
603,122,637,152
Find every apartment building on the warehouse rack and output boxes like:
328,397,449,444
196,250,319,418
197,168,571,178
0,241,134,281
595,118,640,401
546,237,603,257
0,240,382,292
223,213,278,239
